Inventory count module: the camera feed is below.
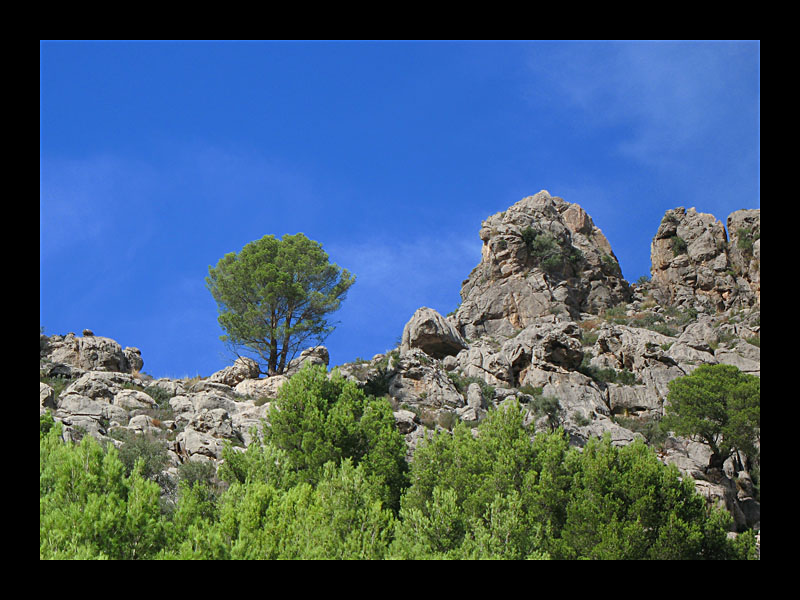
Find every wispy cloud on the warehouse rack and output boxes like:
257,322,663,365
526,41,759,171
39,155,159,261
327,232,481,315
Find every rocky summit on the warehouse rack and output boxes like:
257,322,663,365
40,190,760,534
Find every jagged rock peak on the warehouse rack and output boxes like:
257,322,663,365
649,206,759,311
455,191,631,341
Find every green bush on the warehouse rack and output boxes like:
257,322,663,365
736,227,759,256
113,430,169,481
40,423,166,559
520,227,582,275
391,402,753,559
670,235,688,256
178,460,219,489
447,372,495,402
264,363,408,511
529,395,562,431
518,384,544,397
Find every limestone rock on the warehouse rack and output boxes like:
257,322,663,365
455,341,514,387
123,347,144,373
60,371,147,404
284,346,330,376
501,317,585,378
455,191,631,340
176,428,225,461
393,409,419,434
234,375,288,400
41,331,144,373
388,348,464,409
400,307,468,359
727,209,760,305
40,382,56,414
650,207,759,311
208,356,261,386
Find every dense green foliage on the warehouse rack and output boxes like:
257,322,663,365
250,364,408,511
392,402,755,559
206,233,355,375
662,364,760,471
40,372,758,560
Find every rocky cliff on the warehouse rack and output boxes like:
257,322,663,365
40,191,760,533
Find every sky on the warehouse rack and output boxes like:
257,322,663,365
40,40,760,379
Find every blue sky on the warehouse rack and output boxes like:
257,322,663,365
40,40,760,379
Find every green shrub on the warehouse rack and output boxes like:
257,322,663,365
520,227,582,275
144,385,173,407
529,395,562,431
518,384,544,397
670,235,688,256
264,363,408,511
437,411,458,431
447,372,495,402
736,227,759,256
614,415,667,448
178,460,219,489
602,304,627,322
113,430,169,481
391,403,754,559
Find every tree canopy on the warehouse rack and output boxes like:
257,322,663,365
206,233,355,375
390,401,756,559
40,391,758,560
662,364,760,471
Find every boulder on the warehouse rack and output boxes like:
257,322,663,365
284,346,330,376
40,382,56,415
393,409,419,434
234,375,288,400
207,356,261,386
400,307,468,359
176,428,225,461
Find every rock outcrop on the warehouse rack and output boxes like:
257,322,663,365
40,192,760,534
649,207,760,311
207,356,260,386
454,191,631,340
41,331,143,374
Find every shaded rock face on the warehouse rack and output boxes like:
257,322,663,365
454,191,631,340
650,207,760,311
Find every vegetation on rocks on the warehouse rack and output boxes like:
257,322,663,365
40,194,760,560
40,383,758,559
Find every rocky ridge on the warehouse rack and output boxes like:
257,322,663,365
40,191,760,533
